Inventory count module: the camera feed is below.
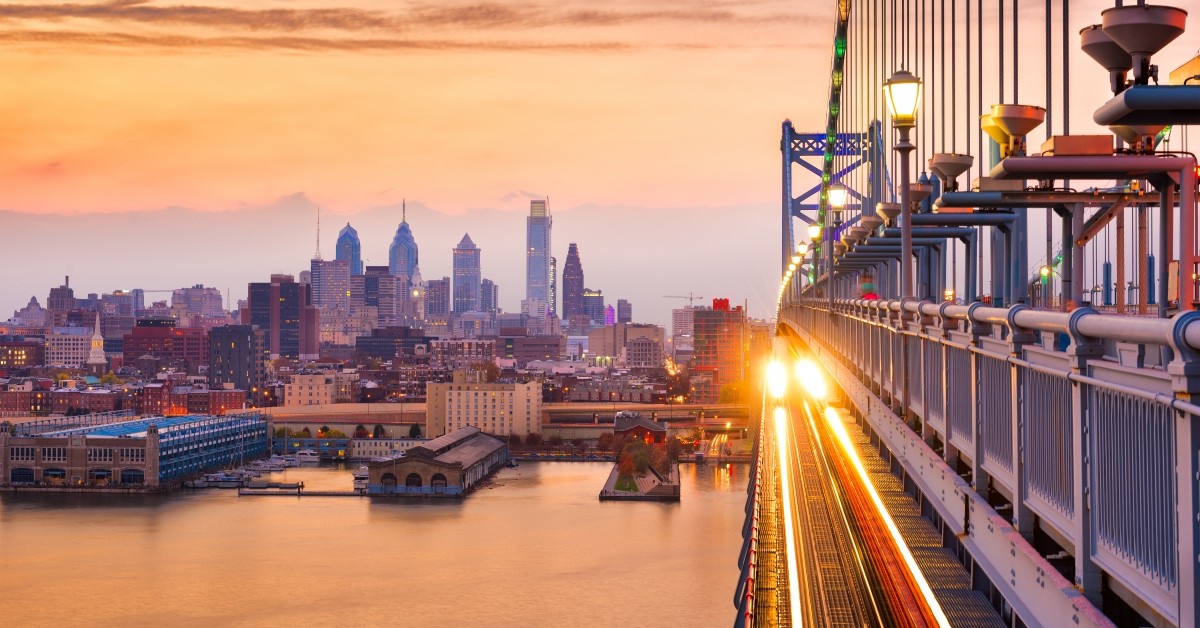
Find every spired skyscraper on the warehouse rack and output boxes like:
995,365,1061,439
526,200,552,304
389,202,419,281
453,234,482,314
561,243,585,319
336,223,363,275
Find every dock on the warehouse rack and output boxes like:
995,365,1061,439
238,487,363,497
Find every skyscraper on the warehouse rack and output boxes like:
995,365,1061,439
481,279,499,315
425,277,451,317
582,289,605,324
311,258,351,311
549,256,557,316
389,203,419,281
336,223,363,275
453,234,481,314
243,274,319,360
561,243,585,319
209,324,267,400
617,299,632,323
691,299,747,403
526,200,551,303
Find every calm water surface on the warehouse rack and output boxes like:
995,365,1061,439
1,462,748,627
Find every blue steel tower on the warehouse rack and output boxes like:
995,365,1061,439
526,200,551,303
389,201,419,281
335,223,363,275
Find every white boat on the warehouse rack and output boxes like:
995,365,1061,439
352,465,369,491
295,449,321,464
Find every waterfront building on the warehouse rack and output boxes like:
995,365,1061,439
243,274,320,360
365,426,507,496
311,258,352,311
690,299,747,403
0,413,268,488
389,203,419,282
208,325,267,400
614,414,667,444
425,370,541,437
561,243,584,319
336,222,364,275
526,200,552,304
582,289,605,325
452,234,481,314
349,437,424,460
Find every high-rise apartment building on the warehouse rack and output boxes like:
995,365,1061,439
243,274,319,360
47,277,76,327
172,284,224,317
582,289,605,324
525,200,551,304
452,234,481,314
208,325,267,399
335,223,364,275
690,299,747,403
311,258,351,311
425,277,451,317
389,205,419,281
481,279,499,315
426,370,542,437
549,256,557,316
561,243,585,319
617,299,632,323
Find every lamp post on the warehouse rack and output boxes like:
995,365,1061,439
827,183,848,309
884,69,922,300
795,242,809,299
884,69,921,426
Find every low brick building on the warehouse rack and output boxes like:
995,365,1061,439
366,426,506,496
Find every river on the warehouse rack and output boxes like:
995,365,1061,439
0,461,748,627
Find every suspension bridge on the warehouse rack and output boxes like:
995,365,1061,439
738,1,1200,626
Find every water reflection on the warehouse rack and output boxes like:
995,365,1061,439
1,461,748,627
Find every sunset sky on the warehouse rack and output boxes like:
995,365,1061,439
0,1,1194,327
0,0,830,327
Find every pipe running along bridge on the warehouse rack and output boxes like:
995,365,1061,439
737,1,1200,626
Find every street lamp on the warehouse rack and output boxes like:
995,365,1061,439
797,242,809,256
885,68,921,426
884,69,922,300
807,223,821,240
828,182,849,308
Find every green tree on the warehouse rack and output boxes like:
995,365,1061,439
617,456,635,480
99,372,122,385
524,432,543,448
509,433,523,448
409,424,422,438
373,424,386,439
597,432,614,452
353,425,369,438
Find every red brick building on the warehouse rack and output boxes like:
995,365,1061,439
123,320,209,374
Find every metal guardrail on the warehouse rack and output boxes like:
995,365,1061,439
780,298,1200,627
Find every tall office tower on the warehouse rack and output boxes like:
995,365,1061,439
47,276,76,327
525,200,551,303
604,305,616,326
425,277,451,317
208,324,267,397
311,258,351,311
582,289,605,324
243,274,320,360
130,289,146,312
690,299,747,403
549,256,557,315
452,234,482,314
336,223,364,275
617,299,632,323
561,243,585,318
172,284,224,317
350,266,399,324
389,202,419,281
672,307,696,338
481,279,499,315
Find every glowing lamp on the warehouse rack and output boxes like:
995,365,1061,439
884,69,922,128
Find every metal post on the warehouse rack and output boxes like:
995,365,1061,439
1158,183,1171,318
898,126,915,300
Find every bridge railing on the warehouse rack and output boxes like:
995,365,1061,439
781,298,1200,627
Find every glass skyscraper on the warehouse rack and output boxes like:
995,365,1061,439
389,205,419,281
525,200,551,304
453,234,481,314
335,223,363,275
561,243,585,319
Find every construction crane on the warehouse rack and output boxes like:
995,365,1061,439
663,293,704,307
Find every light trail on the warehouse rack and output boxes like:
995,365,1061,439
795,359,827,400
773,405,804,627
821,406,953,628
